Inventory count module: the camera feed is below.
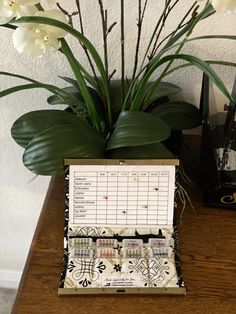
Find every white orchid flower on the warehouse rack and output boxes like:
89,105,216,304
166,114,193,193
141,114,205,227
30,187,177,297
199,0,236,13
0,0,39,25
12,9,68,56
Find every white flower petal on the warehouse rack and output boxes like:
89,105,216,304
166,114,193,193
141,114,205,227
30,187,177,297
13,25,46,57
47,34,61,50
0,7,14,24
12,14,66,57
35,9,68,38
16,5,38,19
0,0,39,24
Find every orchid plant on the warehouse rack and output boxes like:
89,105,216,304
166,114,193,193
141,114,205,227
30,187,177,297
0,0,236,176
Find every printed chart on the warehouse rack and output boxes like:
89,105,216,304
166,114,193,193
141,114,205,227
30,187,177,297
69,165,175,226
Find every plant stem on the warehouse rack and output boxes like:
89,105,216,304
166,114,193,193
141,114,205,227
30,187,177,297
108,69,117,81
153,1,198,55
152,20,192,56
143,1,200,104
132,0,148,80
158,2,209,80
98,0,109,80
56,2,75,26
149,0,179,61
120,0,125,103
139,0,171,72
75,0,101,91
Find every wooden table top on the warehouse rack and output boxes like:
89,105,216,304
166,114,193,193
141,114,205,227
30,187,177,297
12,148,236,313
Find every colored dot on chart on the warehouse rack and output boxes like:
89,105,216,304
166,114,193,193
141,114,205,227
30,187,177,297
103,195,108,200
154,188,158,191
122,210,127,214
143,205,148,209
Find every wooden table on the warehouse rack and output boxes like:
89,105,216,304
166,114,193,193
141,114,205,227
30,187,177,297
12,139,236,314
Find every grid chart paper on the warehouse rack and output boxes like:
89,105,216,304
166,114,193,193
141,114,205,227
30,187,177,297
69,165,175,227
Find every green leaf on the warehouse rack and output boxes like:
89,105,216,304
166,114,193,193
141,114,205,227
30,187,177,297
159,35,236,59
165,60,236,77
23,124,105,175
107,142,173,159
47,85,84,105
131,54,234,111
185,34,236,43
151,102,202,130
1,24,17,30
106,111,171,150
59,62,97,89
0,71,83,108
11,110,84,148
109,79,132,115
143,82,181,110
60,40,101,132
0,84,39,97
59,76,105,106
48,84,104,110
47,84,105,124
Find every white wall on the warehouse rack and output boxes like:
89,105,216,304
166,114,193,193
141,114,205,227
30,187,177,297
0,0,235,288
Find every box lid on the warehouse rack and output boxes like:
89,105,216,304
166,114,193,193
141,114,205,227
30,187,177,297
65,159,179,228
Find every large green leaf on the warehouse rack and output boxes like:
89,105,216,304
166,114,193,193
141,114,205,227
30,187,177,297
143,82,181,109
11,110,87,148
106,111,171,150
23,124,105,175
151,102,202,130
107,142,173,159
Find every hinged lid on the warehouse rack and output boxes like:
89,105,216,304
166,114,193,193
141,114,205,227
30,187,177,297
65,159,179,228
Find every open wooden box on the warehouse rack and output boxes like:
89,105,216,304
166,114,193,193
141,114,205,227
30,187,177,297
58,159,186,295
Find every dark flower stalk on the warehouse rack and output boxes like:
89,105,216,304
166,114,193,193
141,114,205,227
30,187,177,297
120,0,125,103
132,0,148,80
153,1,198,55
75,0,100,88
139,0,172,71
98,0,109,80
148,0,180,61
